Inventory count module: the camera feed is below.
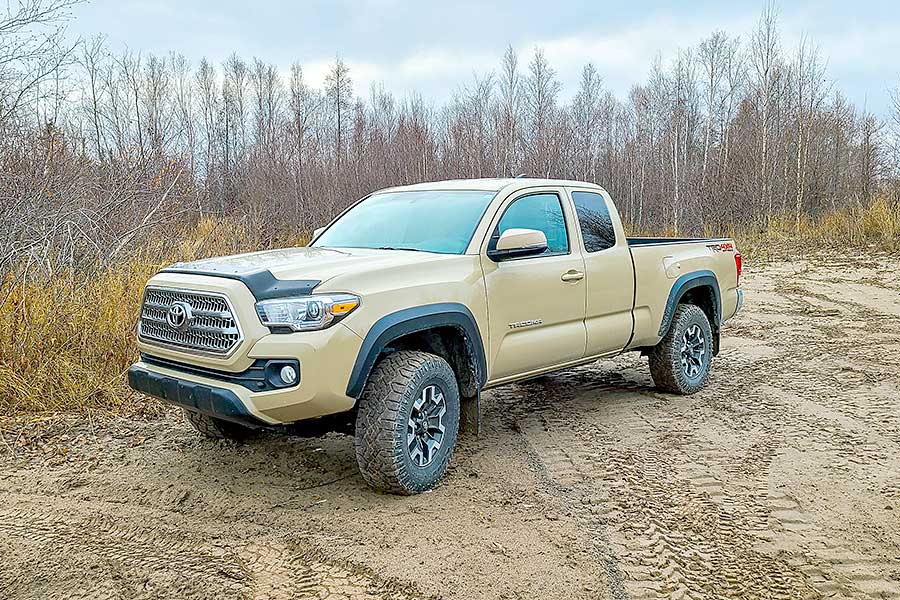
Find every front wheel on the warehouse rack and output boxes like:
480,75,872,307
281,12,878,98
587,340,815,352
649,304,713,395
354,350,460,495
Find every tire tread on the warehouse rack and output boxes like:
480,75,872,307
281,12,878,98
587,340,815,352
649,303,713,395
184,410,255,440
354,350,459,495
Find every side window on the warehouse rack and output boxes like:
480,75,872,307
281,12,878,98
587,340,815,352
572,191,616,252
494,193,569,256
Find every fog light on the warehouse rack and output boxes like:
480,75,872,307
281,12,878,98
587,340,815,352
279,365,298,385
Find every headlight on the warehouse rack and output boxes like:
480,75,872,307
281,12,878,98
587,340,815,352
255,293,360,331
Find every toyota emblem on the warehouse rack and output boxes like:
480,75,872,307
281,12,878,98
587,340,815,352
166,301,193,331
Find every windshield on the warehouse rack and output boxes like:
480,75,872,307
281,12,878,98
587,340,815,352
312,190,496,254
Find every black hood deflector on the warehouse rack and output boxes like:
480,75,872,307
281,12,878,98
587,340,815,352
160,266,320,301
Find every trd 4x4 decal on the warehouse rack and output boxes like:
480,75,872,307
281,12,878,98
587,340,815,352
707,242,734,252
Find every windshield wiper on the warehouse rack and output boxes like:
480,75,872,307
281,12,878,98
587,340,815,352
374,246,426,252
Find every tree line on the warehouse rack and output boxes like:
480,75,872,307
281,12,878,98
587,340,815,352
1,1,899,280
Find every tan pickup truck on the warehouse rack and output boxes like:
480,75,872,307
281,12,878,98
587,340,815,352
128,178,743,494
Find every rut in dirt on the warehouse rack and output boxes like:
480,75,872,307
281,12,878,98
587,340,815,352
489,257,900,600
0,495,428,600
2,257,900,600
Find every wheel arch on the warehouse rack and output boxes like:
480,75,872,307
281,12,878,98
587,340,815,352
658,270,722,355
346,303,487,400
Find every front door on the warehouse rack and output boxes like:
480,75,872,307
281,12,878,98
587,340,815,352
480,189,587,382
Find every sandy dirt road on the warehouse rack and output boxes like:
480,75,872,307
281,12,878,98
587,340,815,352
2,254,900,600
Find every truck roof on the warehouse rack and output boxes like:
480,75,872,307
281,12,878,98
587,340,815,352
379,178,607,195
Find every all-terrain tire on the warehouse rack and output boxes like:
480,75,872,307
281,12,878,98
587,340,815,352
354,350,460,495
649,303,714,395
184,409,256,440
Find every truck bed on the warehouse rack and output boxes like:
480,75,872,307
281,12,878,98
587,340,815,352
625,236,740,350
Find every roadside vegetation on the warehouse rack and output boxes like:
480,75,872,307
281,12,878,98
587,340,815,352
1,1,899,414
3,199,897,415
735,195,900,260
0,218,307,414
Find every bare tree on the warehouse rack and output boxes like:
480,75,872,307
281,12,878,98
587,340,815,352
0,3,895,290
143,53,171,158
496,46,521,176
791,38,828,231
697,32,729,189
749,2,783,223
195,58,220,211
79,36,105,159
571,63,602,181
0,0,80,128
288,63,317,217
523,48,560,177
324,57,352,169
222,53,250,199
171,52,196,175
889,83,900,183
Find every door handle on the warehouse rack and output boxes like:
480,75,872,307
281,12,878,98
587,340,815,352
561,270,584,282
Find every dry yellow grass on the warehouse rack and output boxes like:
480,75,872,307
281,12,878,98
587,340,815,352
0,217,306,414
735,196,900,261
0,262,158,413
1,197,897,415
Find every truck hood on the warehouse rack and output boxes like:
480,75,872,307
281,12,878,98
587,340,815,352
164,246,457,287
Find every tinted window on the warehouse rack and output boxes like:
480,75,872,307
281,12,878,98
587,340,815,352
313,190,496,254
495,193,568,256
572,191,616,252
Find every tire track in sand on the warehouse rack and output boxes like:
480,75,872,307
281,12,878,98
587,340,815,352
0,494,425,600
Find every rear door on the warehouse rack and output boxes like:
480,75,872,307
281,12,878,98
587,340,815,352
480,188,587,382
568,188,635,356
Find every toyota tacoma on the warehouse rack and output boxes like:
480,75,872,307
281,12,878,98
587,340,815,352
128,178,743,494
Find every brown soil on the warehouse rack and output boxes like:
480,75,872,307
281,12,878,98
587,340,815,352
2,254,900,599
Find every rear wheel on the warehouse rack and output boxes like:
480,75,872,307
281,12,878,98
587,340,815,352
649,304,713,395
354,350,460,495
184,409,257,440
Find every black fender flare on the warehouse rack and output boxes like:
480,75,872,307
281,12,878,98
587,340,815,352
345,303,487,399
658,269,722,339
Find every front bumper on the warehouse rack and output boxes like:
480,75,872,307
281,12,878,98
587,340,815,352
129,323,364,425
128,365,267,427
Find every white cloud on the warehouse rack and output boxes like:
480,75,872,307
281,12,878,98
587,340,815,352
779,18,900,71
398,50,495,79
294,13,760,101
284,10,897,115
527,13,757,98
298,48,497,99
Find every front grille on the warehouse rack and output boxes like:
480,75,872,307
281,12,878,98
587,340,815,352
138,287,243,356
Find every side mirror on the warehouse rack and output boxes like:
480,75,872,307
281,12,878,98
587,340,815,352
487,228,548,261
312,226,326,238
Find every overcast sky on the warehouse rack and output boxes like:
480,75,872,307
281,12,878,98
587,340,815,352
66,0,900,116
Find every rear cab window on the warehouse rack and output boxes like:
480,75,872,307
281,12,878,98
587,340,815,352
571,191,617,252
